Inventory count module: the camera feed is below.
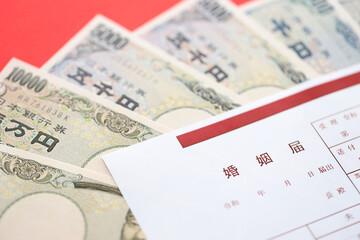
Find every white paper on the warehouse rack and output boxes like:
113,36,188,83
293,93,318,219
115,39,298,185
104,64,360,240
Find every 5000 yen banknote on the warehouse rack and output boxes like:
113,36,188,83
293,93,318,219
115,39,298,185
135,0,318,100
331,0,360,27
0,145,144,240
243,0,360,74
0,59,168,175
43,15,242,129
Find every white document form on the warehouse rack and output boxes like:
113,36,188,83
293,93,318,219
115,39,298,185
104,65,360,240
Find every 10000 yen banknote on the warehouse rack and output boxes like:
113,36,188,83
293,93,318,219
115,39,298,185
243,0,360,74
0,59,168,175
43,15,242,129
0,145,145,240
135,0,318,100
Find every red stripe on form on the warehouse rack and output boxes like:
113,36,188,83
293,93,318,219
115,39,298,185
177,72,360,148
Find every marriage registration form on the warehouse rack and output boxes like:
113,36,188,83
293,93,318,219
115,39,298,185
105,64,360,240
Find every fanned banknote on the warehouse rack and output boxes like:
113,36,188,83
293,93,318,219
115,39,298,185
135,0,318,99
0,59,168,175
43,15,243,129
243,0,360,74
0,145,145,240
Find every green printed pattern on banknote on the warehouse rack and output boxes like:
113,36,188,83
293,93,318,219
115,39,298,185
137,0,309,94
338,0,360,26
45,17,240,128
246,0,360,74
0,148,144,240
0,60,162,173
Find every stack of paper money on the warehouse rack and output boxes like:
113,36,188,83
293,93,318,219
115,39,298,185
0,0,359,239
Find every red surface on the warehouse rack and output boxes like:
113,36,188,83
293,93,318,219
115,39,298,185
177,72,360,148
0,0,248,70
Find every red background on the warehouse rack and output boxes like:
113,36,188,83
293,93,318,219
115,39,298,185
0,0,248,70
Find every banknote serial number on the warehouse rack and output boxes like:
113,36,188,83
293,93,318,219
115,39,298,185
6,67,47,93
16,95,70,122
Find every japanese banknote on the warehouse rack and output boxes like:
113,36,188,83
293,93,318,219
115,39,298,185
0,59,168,175
0,145,145,240
1,0,360,239
43,15,243,129
243,0,360,74
135,0,318,100
332,0,360,26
